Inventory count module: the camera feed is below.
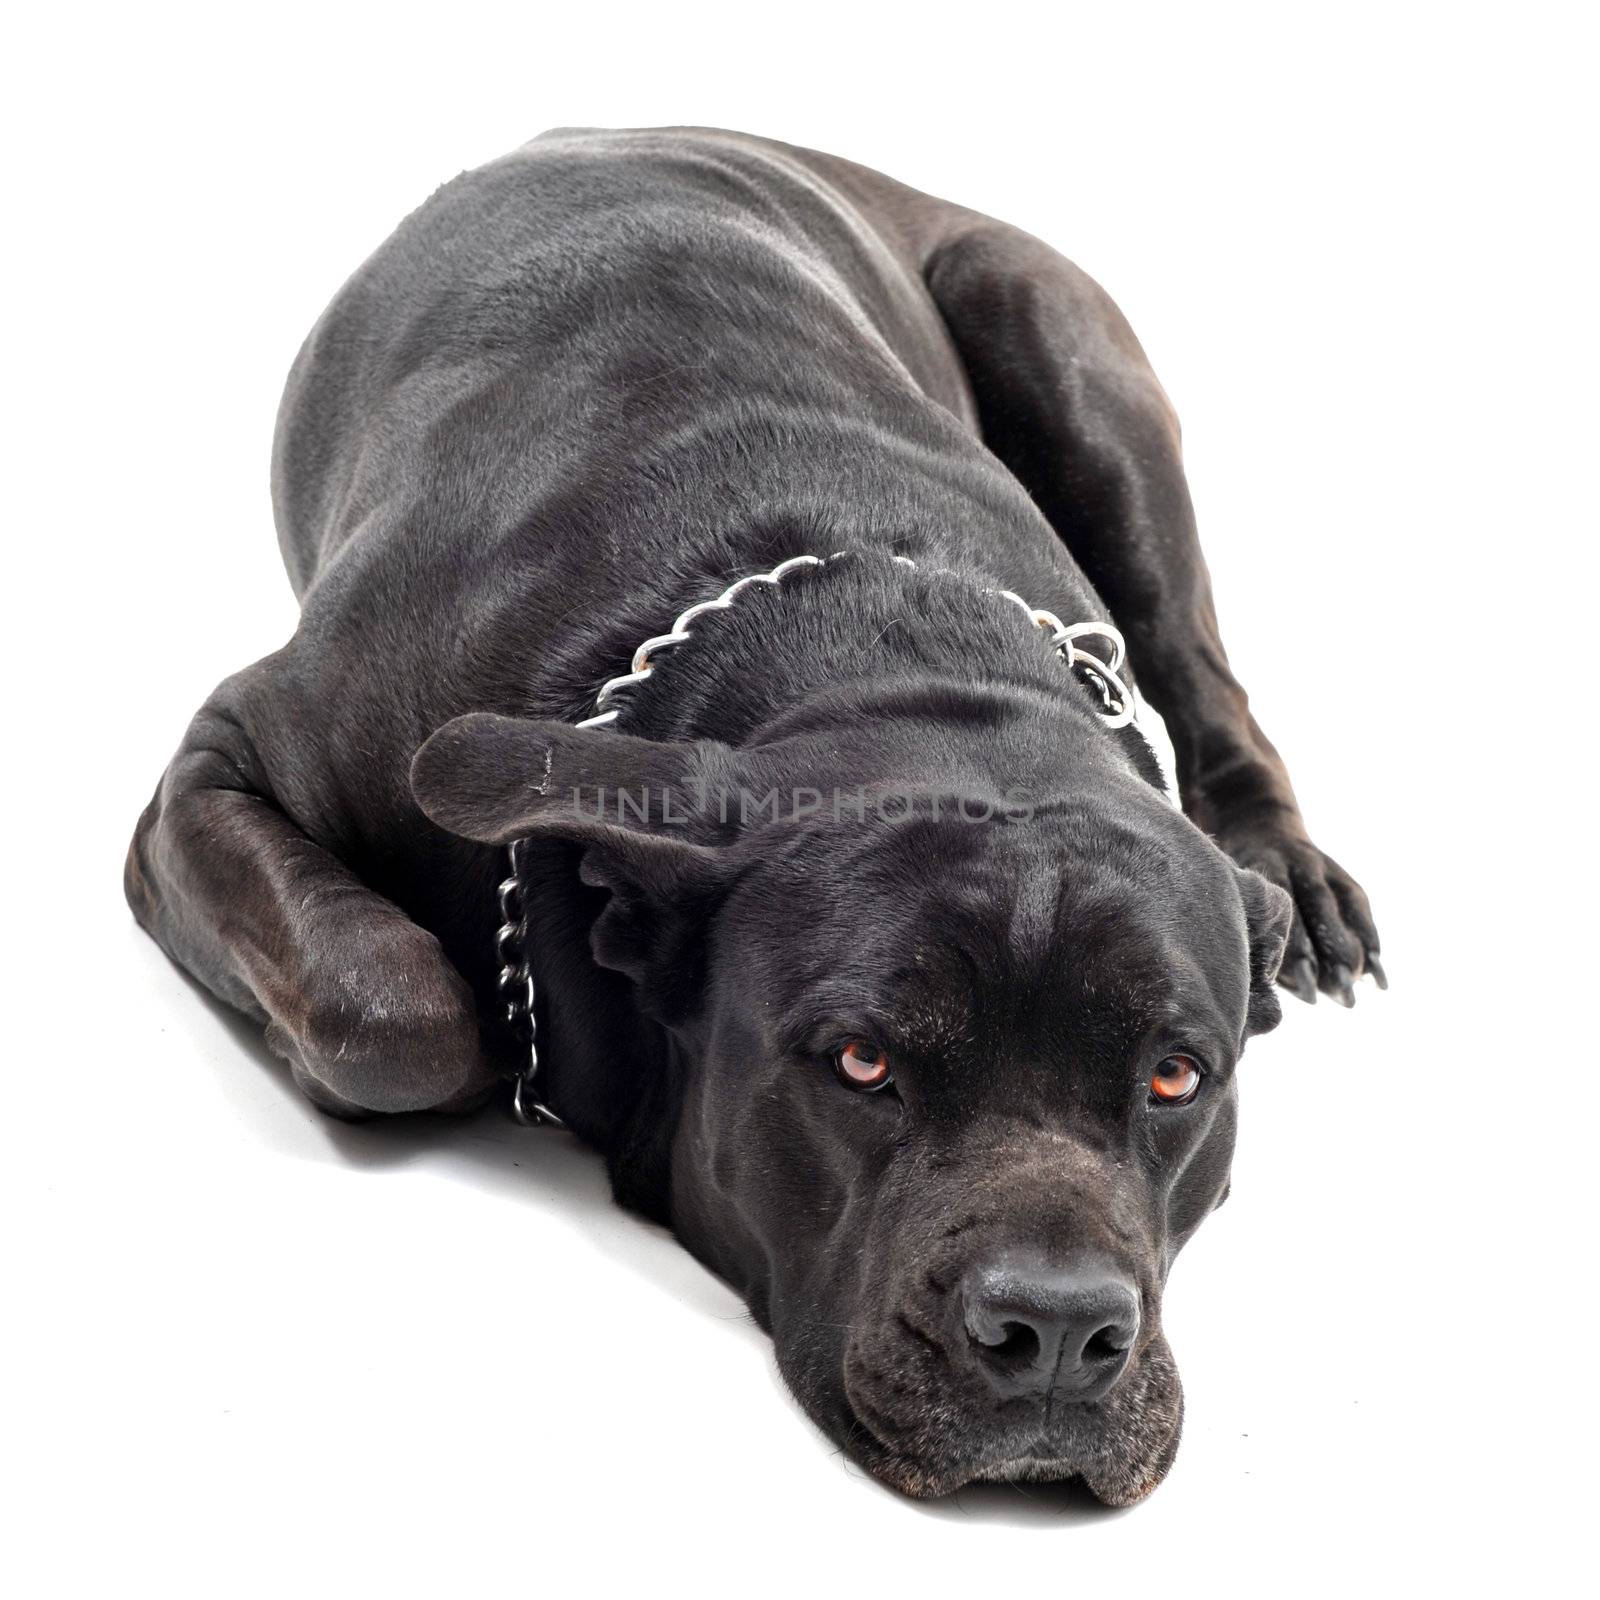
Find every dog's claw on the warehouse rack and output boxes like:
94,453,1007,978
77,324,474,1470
1365,953,1388,990
1220,829,1379,1017
1283,956,1319,1005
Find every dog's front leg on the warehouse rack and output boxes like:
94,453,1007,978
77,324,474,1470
126,667,498,1116
927,224,1381,1003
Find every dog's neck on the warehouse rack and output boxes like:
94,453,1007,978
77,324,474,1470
576,544,1166,795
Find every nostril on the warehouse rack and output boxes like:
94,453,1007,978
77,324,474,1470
974,1319,1042,1369
1082,1324,1128,1364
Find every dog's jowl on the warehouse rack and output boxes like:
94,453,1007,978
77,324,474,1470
126,127,1381,1501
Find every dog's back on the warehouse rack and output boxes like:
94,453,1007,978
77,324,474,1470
271,127,981,597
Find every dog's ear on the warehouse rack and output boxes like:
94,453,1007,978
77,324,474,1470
410,712,743,846
412,713,742,1018
1235,865,1293,1037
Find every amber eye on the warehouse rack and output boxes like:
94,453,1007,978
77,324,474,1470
1150,1054,1203,1106
836,1041,894,1092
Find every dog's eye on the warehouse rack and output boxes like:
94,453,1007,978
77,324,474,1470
1150,1054,1203,1105
836,1041,894,1092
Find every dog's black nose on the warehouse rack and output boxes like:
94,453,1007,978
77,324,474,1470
961,1258,1139,1403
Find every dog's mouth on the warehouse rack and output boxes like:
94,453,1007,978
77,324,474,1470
840,1336,1185,1505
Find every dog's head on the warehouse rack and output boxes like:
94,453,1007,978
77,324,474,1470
414,703,1290,1503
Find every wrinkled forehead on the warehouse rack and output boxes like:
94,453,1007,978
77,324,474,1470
724,802,1247,1056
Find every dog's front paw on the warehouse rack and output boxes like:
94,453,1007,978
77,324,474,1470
1216,825,1383,1007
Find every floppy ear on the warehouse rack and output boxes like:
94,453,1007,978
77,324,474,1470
410,712,746,845
1235,865,1293,1038
411,713,741,1019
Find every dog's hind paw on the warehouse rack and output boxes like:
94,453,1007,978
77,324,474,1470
263,917,503,1114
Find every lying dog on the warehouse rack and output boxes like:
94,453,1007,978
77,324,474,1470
126,127,1381,1502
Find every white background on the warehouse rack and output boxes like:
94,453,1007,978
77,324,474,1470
6,4,1595,1595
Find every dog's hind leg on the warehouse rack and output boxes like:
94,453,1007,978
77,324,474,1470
926,225,1380,1004
126,661,499,1115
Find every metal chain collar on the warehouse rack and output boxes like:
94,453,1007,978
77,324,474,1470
494,551,1136,1127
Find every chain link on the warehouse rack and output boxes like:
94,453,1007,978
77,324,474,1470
497,838,564,1127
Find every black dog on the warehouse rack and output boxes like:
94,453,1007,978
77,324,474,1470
127,127,1380,1502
